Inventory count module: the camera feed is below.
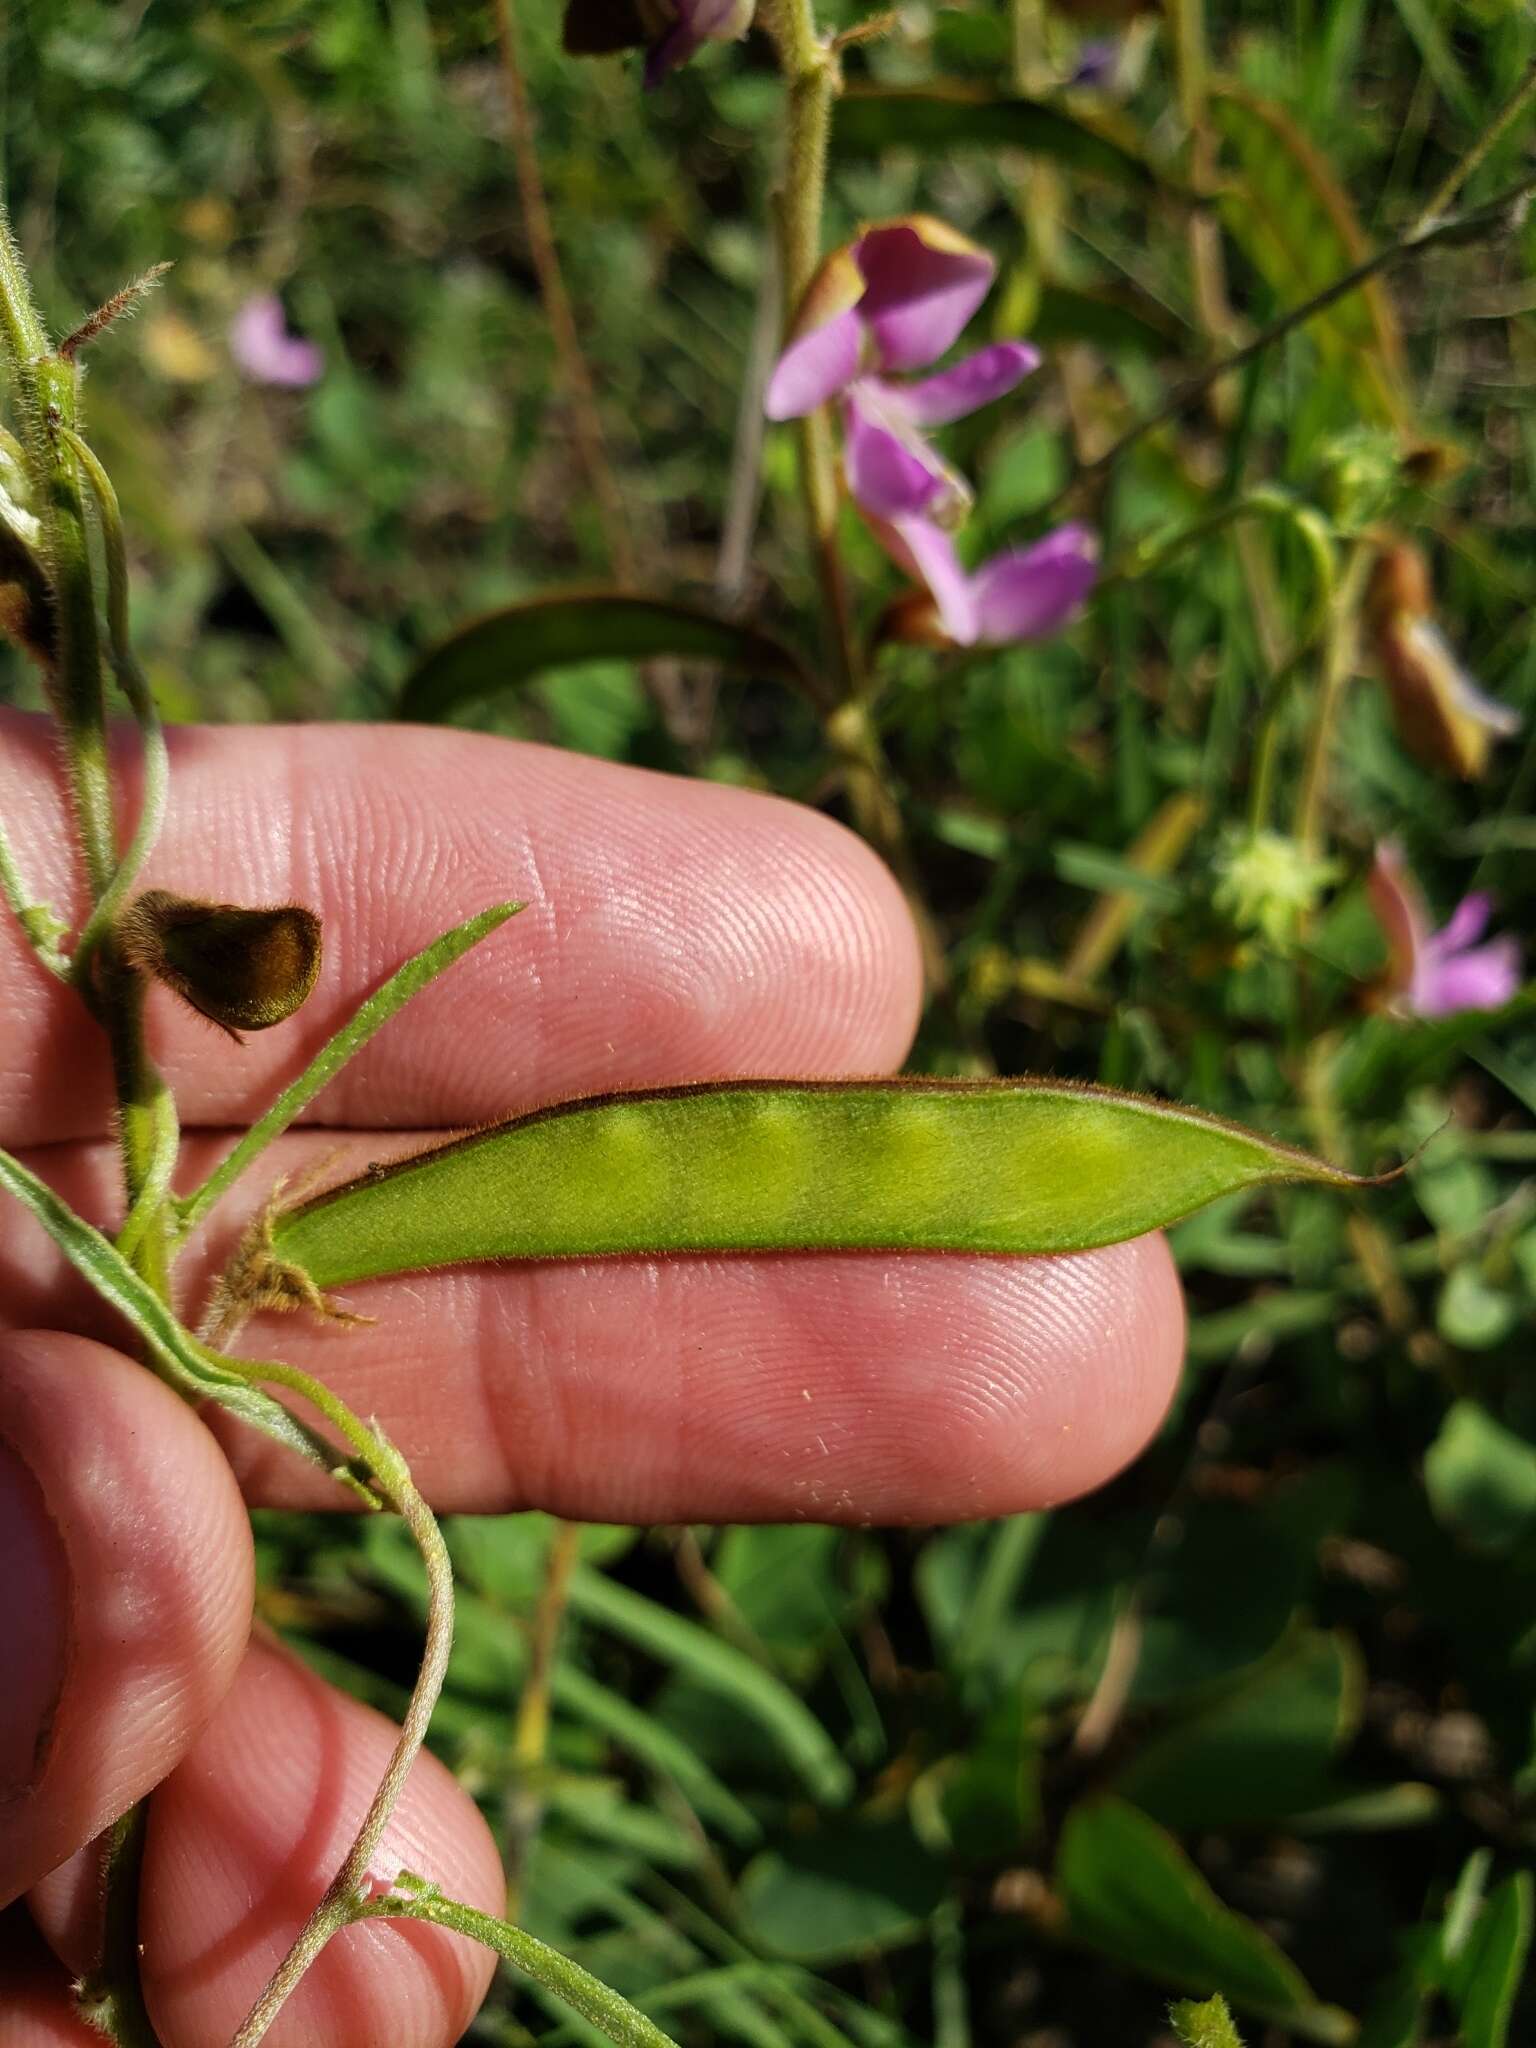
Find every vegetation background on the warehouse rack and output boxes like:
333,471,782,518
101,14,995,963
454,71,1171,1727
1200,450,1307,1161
3,0,1536,2041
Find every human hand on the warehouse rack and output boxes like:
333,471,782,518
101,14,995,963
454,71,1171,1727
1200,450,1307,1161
0,712,1183,2046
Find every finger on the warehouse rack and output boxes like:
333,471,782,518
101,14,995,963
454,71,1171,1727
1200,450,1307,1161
6,1134,1186,1523
0,1909,98,2047
26,1636,504,2048
0,1334,253,1910
0,711,922,1146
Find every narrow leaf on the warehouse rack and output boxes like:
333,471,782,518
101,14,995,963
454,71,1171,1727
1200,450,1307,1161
832,89,1157,189
0,1143,343,1477
567,1563,854,1806
177,902,522,1234
267,1079,1380,1289
358,1884,680,2048
399,594,810,725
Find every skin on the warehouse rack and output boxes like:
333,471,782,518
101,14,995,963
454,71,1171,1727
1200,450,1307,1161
0,710,1185,2044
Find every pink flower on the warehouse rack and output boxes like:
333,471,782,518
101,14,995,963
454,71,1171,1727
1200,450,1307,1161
1367,842,1521,1018
765,218,1039,528
873,514,1099,648
644,0,754,84
229,294,323,389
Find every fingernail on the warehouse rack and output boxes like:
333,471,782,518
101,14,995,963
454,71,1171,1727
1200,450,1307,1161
0,1432,69,1802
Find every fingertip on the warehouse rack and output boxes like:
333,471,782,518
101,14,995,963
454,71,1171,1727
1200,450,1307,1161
142,1636,502,2048
0,1335,253,1910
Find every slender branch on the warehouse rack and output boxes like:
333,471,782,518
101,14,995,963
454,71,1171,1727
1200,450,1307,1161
1413,55,1536,233
0,819,70,978
493,0,636,586
63,428,170,984
228,1381,454,2047
1045,174,1536,514
71,1807,162,2048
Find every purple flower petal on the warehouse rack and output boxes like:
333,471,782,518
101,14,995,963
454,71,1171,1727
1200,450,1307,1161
764,307,863,420
876,515,979,644
969,523,1100,644
854,221,995,373
895,342,1040,426
1369,844,1522,1017
1429,891,1493,954
843,392,948,519
229,294,323,388
1413,936,1521,1017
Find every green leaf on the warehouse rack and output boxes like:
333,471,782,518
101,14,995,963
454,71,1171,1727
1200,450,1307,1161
1170,1995,1246,2048
1210,86,1409,426
1109,1630,1362,1831
267,1079,1379,1287
736,1821,947,1964
831,89,1156,188
1423,1402,1536,1553
1056,1798,1352,2040
1447,1873,1532,2048
0,1142,345,1481
399,593,810,723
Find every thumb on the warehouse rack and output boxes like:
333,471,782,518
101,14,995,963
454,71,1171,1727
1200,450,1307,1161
0,1332,253,1909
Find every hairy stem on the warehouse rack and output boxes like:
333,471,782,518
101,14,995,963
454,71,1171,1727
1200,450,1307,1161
763,0,947,982
228,1380,454,2046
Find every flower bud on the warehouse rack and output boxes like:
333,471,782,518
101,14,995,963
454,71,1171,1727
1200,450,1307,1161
118,890,322,1039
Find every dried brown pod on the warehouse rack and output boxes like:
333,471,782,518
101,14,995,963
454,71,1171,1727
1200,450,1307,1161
117,890,322,1039
1366,541,1519,780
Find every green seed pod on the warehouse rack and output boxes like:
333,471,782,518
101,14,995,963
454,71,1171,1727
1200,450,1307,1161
118,889,322,1038
267,1078,1388,1292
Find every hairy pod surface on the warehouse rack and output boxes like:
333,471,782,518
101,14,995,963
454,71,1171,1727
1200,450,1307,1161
268,1079,1380,1289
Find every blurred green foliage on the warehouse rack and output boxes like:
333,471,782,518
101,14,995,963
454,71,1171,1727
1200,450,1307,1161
5,0,1536,2041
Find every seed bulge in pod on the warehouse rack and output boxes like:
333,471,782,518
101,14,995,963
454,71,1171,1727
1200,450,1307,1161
118,889,322,1038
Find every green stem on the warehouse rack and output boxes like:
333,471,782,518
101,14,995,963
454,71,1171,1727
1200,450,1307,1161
767,0,856,703
764,0,949,984
0,819,69,977
64,428,170,982
28,354,117,897
354,1880,680,2048
228,1408,454,2047
72,1808,161,2048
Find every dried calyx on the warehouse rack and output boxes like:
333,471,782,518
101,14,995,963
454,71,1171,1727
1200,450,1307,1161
117,889,323,1038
